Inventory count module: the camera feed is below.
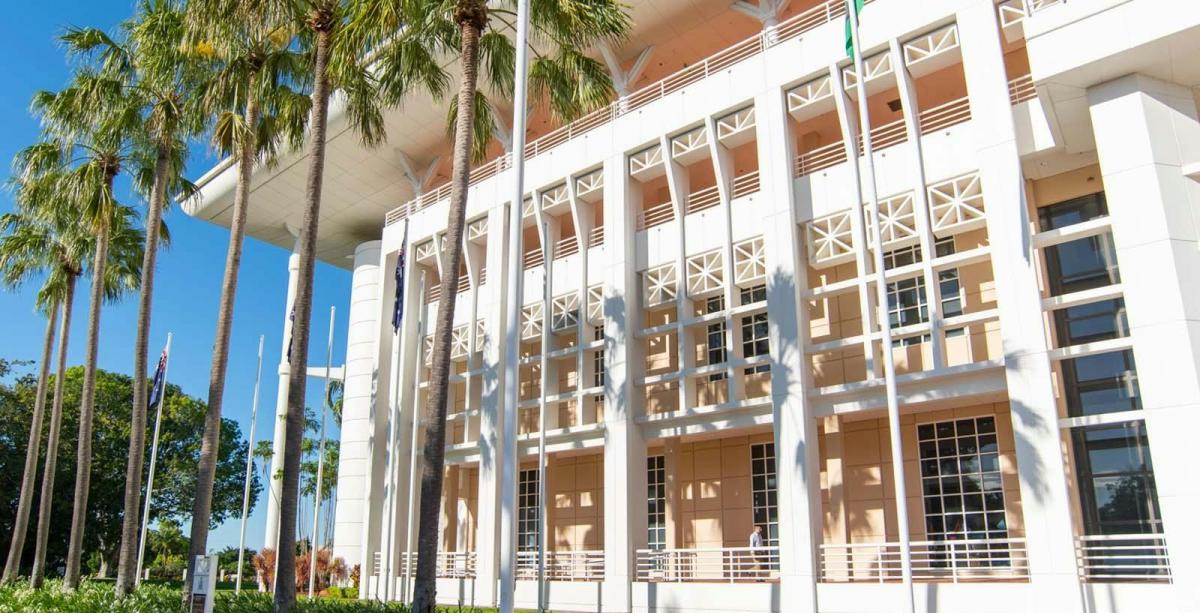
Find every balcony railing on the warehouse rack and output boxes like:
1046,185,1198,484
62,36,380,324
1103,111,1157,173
819,538,1030,583
1076,534,1171,582
635,546,780,583
639,200,675,230
523,247,544,269
1008,73,1036,105
731,170,761,199
686,184,721,214
393,551,477,579
554,235,580,260
919,95,973,134
795,140,848,177
516,550,605,581
386,0,859,227
588,225,604,248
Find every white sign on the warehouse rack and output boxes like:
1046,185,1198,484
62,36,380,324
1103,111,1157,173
189,554,219,613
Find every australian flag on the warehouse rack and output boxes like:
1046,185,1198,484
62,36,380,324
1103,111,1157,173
286,306,295,361
392,223,408,333
147,346,169,407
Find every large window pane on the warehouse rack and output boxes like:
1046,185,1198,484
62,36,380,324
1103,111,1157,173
1062,350,1141,417
1072,421,1161,535
1054,299,1128,346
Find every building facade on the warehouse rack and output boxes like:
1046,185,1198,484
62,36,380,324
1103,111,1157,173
187,1,1200,611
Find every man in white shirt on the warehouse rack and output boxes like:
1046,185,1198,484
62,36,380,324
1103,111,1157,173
749,525,766,580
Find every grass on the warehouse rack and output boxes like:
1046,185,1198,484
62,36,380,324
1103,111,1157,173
0,581,551,612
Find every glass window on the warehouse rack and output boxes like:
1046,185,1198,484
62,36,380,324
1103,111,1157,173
1039,194,1119,297
740,286,769,374
887,276,928,328
1062,350,1141,417
706,296,727,381
1054,299,1128,346
1072,421,1161,535
884,244,921,270
750,442,779,547
518,468,541,552
647,456,666,551
593,325,606,388
917,416,1010,547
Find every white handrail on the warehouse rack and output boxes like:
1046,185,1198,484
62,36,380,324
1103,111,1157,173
819,538,1030,583
1076,534,1171,582
516,550,605,581
635,546,780,583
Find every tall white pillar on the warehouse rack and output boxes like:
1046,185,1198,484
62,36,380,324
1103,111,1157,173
958,5,1083,612
753,87,820,610
1087,73,1200,610
331,241,383,570
265,238,301,554
475,203,512,607
601,154,646,613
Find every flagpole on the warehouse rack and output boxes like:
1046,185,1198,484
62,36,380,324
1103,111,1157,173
135,332,171,586
536,219,549,613
501,0,532,610
401,271,427,605
309,306,336,598
845,3,914,611
381,221,408,602
236,335,265,594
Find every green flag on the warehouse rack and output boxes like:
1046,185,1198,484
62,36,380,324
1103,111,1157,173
844,0,866,56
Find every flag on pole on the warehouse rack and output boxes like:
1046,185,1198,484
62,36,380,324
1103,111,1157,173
844,0,865,56
392,222,409,333
286,306,296,361
147,345,169,407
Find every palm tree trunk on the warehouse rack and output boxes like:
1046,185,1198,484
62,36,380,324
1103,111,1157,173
412,4,485,611
275,24,333,611
64,219,111,591
32,273,76,588
1,300,59,583
183,89,260,602
116,142,171,598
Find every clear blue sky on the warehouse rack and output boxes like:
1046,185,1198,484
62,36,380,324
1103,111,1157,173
0,2,353,554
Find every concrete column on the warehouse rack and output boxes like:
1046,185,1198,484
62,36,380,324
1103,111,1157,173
1087,73,1200,610
754,88,819,611
476,203,512,607
331,241,382,570
265,238,301,554
601,154,647,613
957,5,1083,612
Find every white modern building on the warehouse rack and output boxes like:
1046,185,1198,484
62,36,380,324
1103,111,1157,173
186,0,1200,611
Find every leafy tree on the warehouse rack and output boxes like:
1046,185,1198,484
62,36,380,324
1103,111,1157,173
0,367,259,581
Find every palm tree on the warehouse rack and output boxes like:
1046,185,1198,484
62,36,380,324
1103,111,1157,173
347,2,630,610
178,3,311,599
0,182,145,587
26,54,150,588
60,1,208,596
2,166,144,588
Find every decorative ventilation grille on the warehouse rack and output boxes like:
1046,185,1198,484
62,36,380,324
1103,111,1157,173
670,126,710,160
716,106,756,142
521,304,544,341
865,192,920,249
575,169,603,200
450,325,470,360
927,173,986,237
842,52,893,90
643,263,678,308
540,182,570,210
629,145,663,178
903,23,960,67
415,240,437,262
734,237,766,285
786,74,833,113
686,250,725,297
551,293,581,332
587,285,604,324
807,210,856,268
466,217,487,241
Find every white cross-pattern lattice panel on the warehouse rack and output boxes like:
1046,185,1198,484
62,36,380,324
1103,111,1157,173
716,106,756,144
670,126,710,162
423,335,434,365
629,144,664,181
806,210,856,268
415,240,437,263
475,319,487,351
865,192,920,249
587,285,604,324
540,182,570,211
734,237,766,285
927,173,986,238
451,325,470,360
521,303,544,341
842,52,893,90
787,74,833,114
643,263,678,308
551,292,581,333
686,250,725,298
903,23,960,67
466,217,488,242
575,169,603,202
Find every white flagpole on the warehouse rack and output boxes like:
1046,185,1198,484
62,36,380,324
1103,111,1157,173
236,335,265,594
400,271,427,605
536,219,549,613
845,3,915,611
134,332,172,586
500,0,531,610
380,222,409,602
309,306,336,597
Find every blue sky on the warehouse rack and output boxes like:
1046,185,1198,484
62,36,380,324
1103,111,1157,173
0,2,352,553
